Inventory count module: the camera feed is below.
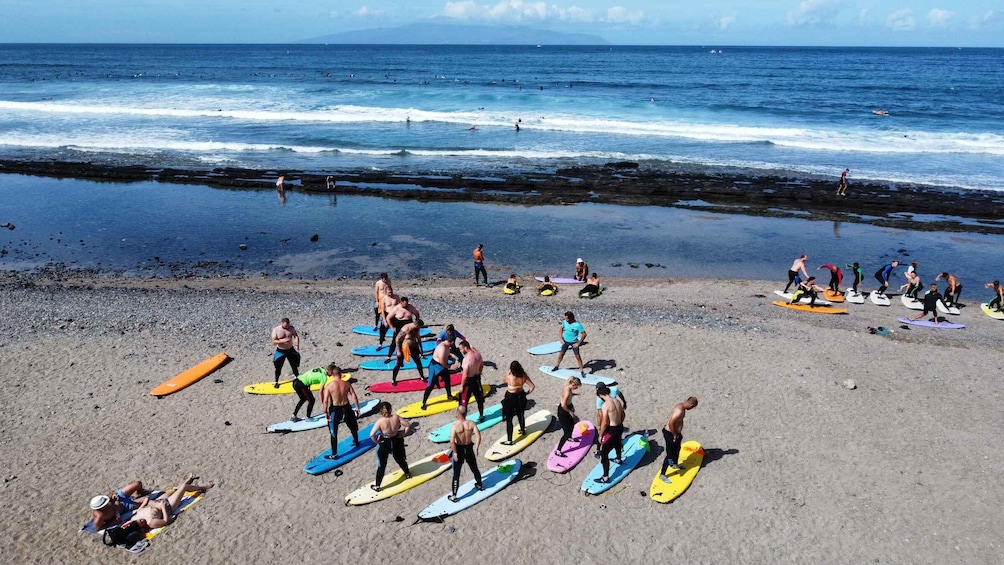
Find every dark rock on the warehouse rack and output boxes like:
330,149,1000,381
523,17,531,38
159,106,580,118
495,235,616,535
310,234,319,242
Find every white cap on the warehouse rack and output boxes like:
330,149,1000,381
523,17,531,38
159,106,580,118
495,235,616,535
90,495,110,510
576,258,583,263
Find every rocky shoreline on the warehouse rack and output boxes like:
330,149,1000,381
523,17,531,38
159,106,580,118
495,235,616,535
3,159,1003,235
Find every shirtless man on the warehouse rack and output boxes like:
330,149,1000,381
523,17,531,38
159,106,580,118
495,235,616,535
89,480,152,531
373,273,393,330
595,384,626,484
448,405,483,502
784,255,809,293
458,340,486,422
574,258,589,282
473,244,488,286
270,318,300,388
660,396,699,478
986,280,1003,312
391,319,426,386
383,296,420,360
422,338,459,410
936,272,963,306
376,289,401,349
118,473,214,531
321,363,362,459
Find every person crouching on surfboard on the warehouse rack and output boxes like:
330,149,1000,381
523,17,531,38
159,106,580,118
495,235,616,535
595,384,626,484
790,276,825,306
874,261,899,296
909,284,943,325
985,280,1004,312
936,272,963,307
846,262,864,296
817,264,842,294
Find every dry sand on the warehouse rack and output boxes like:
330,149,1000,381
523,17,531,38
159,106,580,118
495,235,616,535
1,276,1003,564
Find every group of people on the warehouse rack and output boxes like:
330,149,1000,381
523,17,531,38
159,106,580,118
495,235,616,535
472,246,602,298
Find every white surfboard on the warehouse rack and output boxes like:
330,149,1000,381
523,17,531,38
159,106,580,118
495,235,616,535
267,398,380,433
844,289,865,304
869,291,890,306
900,294,923,310
538,366,616,387
937,300,960,315
527,341,563,355
774,290,832,306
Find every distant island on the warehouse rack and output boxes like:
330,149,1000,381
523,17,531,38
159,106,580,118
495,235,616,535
300,23,608,46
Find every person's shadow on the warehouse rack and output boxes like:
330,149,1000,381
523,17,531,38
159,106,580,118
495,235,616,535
585,359,616,372
701,447,739,467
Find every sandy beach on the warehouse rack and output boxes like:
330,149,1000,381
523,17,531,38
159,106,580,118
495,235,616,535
1,274,1002,564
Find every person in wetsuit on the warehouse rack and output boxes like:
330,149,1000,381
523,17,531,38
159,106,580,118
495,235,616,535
909,284,944,324
370,402,412,491
784,255,809,293
270,317,300,388
383,296,420,361
290,363,329,422
554,376,582,458
985,280,1003,312
790,276,826,306
874,260,899,296
373,272,393,330
448,405,483,502
422,338,458,411
846,262,864,296
936,272,963,306
458,340,486,422
595,384,626,484
391,319,425,386
580,273,602,298
473,243,488,286
501,361,535,445
321,364,361,459
660,396,698,478
817,264,842,294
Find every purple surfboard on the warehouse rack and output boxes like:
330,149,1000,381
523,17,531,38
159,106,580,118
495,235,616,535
898,317,965,329
546,420,597,473
535,276,581,285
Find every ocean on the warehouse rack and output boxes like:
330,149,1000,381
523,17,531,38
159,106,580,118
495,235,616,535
1,44,1002,192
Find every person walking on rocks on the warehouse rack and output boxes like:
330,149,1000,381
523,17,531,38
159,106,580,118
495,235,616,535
836,168,849,196
553,311,587,378
271,317,300,388
660,396,698,479
784,255,809,293
473,244,488,286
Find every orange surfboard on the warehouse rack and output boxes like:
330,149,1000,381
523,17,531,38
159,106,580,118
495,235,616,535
150,352,230,397
772,300,848,314
823,290,846,303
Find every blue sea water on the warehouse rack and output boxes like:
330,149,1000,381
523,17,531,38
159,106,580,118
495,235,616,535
0,44,1002,191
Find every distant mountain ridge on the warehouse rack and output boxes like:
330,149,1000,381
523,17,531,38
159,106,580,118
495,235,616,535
300,23,608,45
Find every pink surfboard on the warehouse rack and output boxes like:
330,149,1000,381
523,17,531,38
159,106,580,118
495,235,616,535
367,371,463,393
546,420,596,473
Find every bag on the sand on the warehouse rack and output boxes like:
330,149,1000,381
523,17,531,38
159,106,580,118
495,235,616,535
102,520,148,547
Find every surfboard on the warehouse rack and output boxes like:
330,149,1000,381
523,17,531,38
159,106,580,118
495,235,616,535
397,384,492,418
527,341,563,355
368,371,463,394
901,294,923,310
546,420,596,473
581,434,650,495
484,410,553,462
351,340,436,357
150,352,229,397
981,303,1004,320
772,300,847,314
243,368,351,395
352,325,432,338
844,289,866,304
937,300,961,315
822,290,845,303
359,356,432,371
534,276,581,284
417,459,521,521
304,422,377,475
897,317,965,329
428,403,505,443
267,398,380,433
538,366,617,387
869,291,891,306
344,450,453,506
649,440,704,504
774,290,832,306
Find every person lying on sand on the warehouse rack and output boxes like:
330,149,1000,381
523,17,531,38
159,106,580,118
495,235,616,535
128,473,214,530
89,480,152,531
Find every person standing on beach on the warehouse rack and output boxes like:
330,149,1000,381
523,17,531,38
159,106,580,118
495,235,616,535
370,402,412,491
837,169,849,196
271,318,300,388
458,340,486,422
575,258,589,282
817,263,842,294
909,284,943,325
391,319,426,386
936,272,963,306
595,384,626,484
874,260,899,296
846,262,864,296
422,337,458,410
660,396,699,478
383,296,420,361
784,255,809,293
373,273,393,330
594,386,627,455
501,361,535,445
554,377,581,458
321,364,361,459
473,244,488,286
448,405,483,502
553,311,587,378
985,280,1003,312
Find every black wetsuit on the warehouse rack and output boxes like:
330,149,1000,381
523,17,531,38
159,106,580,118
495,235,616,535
451,443,483,497
661,428,683,475
460,374,485,420
422,360,454,408
291,377,313,418
784,269,799,293
502,389,527,443
921,290,941,316
851,266,864,293
600,425,625,478
273,347,300,383
327,404,359,456
391,340,424,385
375,436,409,488
384,317,410,359
556,402,577,453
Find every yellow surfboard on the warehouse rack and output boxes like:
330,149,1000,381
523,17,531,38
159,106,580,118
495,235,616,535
772,300,848,314
649,440,704,504
146,490,204,540
484,409,553,461
344,450,452,506
981,303,1004,320
397,384,491,418
243,368,351,395
150,353,229,397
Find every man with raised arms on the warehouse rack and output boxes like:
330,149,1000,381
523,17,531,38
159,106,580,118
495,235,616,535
660,396,699,478
783,254,809,293
383,296,420,361
321,363,362,460
448,405,484,502
373,272,393,330
422,337,459,410
458,340,486,422
595,384,626,484
270,317,300,388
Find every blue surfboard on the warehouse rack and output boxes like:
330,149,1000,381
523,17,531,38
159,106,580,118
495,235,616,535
581,434,649,495
304,422,377,475
418,459,522,521
427,403,505,443
352,340,436,357
352,325,432,338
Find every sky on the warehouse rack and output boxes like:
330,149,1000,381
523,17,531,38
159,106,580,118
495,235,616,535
1,0,1001,46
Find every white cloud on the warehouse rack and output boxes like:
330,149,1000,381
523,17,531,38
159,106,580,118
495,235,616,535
440,1,638,25
856,8,869,25
969,9,1000,29
719,14,736,31
329,11,339,19
886,8,915,31
605,6,643,25
927,8,954,27
353,6,384,18
786,0,843,26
